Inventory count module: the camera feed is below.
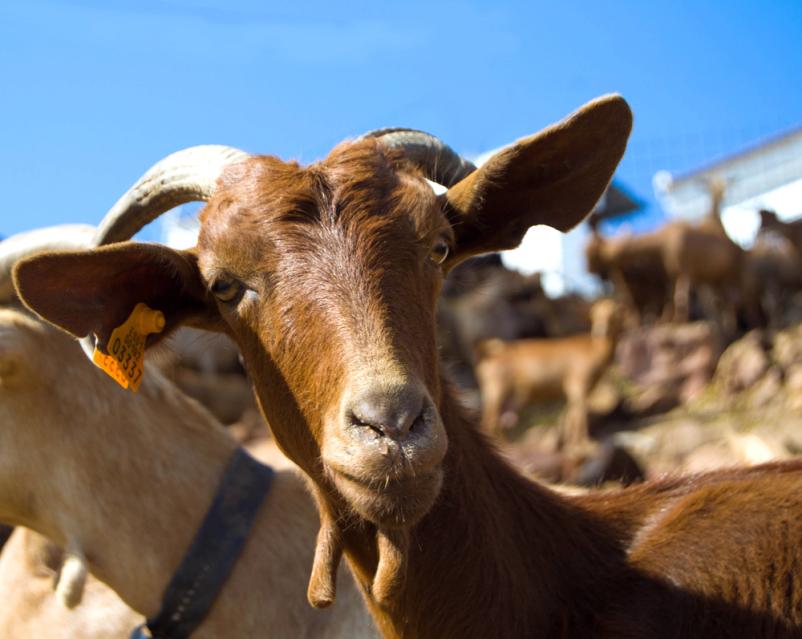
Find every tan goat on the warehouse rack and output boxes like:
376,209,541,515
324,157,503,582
662,184,745,332
0,307,377,639
476,298,620,446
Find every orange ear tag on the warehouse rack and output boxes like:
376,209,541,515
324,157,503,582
91,303,165,392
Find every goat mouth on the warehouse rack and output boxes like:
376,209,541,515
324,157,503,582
327,464,443,527
331,466,439,491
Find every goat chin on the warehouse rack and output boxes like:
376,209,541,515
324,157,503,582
327,463,443,529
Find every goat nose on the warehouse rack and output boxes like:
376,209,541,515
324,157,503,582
347,386,428,440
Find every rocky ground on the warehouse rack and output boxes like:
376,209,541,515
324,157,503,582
501,321,802,484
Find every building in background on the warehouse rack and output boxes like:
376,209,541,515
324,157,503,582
654,126,802,247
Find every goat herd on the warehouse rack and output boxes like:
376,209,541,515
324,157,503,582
1,95,801,638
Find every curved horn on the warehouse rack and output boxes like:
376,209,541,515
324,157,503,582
93,145,250,246
0,225,97,303
361,128,476,188
76,145,246,358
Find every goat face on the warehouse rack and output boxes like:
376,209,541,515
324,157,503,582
194,145,451,527
14,95,632,530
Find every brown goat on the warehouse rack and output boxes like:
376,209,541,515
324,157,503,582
663,182,746,332
744,230,802,328
475,298,621,446
585,217,670,324
15,96,802,638
586,182,745,332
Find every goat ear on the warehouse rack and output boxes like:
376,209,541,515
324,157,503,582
12,242,219,348
442,94,632,268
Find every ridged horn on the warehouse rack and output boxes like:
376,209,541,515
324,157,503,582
361,128,476,188
93,145,250,246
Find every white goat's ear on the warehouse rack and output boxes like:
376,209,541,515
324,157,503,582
442,94,632,269
55,550,88,609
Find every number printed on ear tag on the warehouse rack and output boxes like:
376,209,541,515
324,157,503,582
91,303,165,392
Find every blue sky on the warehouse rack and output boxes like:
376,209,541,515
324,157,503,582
1,0,801,239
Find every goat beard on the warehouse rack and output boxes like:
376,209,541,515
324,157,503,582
372,526,409,605
307,512,409,610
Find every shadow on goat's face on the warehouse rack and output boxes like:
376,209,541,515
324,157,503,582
196,140,449,527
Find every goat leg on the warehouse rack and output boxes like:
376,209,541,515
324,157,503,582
307,514,343,608
371,527,409,607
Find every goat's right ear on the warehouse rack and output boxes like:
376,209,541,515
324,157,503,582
442,94,632,268
12,242,220,347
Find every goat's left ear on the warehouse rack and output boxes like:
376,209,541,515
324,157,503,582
442,94,632,268
12,242,220,349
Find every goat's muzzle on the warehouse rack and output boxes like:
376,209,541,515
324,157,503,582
321,381,447,527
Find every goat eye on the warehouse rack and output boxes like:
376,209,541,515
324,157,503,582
211,276,244,304
430,240,449,265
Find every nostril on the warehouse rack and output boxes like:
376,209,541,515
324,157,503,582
409,411,426,434
346,386,430,440
348,410,385,437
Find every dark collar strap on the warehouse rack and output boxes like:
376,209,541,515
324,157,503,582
130,448,274,639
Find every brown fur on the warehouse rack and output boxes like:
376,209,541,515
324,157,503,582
16,96,802,637
744,230,802,328
585,219,671,324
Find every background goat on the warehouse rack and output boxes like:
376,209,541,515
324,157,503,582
475,298,621,447
586,181,745,333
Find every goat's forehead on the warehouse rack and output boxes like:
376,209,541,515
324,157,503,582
197,145,448,267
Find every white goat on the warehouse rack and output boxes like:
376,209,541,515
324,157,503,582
0,306,376,638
